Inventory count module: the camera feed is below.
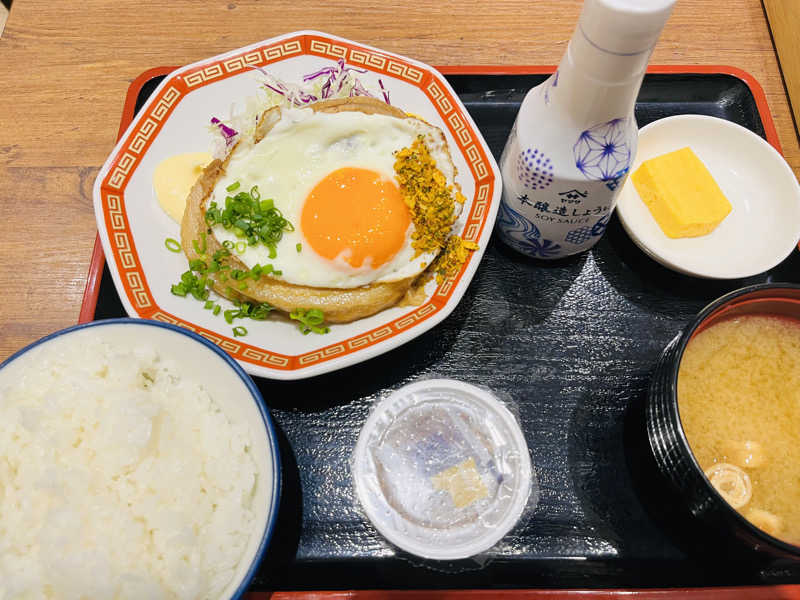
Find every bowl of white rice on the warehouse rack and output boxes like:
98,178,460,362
0,318,281,600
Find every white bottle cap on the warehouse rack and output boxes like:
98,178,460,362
569,0,676,82
580,0,676,56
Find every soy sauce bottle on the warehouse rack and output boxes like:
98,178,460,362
497,0,675,259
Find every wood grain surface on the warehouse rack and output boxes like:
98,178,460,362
0,0,797,362
764,0,800,135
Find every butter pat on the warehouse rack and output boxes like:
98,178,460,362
431,457,488,509
632,147,732,238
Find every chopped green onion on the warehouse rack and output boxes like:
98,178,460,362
304,309,325,325
192,233,207,255
226,181,241,192
164,238,181,253
296,243,302,253
290,308,330,335
249,302,274,320
203,185,292,257
220,300,275,325
169,236,280,331
222,240,234,250
235,241,247,254
170,269,209,301
233,326,248,337
189,258,207,272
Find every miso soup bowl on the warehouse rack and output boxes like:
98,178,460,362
647,283,800,561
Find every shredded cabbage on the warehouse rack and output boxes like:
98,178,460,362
208,59,391,156
255,59,390,106
210,117,239,147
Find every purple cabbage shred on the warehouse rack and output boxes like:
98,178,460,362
210,117,238,146
378,79,390,104
251,59,390,106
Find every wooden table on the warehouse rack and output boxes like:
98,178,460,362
0,0,797,361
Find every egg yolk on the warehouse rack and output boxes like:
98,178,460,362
301,167,411,269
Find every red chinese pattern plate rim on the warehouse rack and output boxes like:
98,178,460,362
90,31,500,379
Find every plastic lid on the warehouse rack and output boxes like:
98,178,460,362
352,379,534,560
579,0,676,55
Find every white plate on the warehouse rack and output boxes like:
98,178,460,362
93,31,501,380
616,114,800,279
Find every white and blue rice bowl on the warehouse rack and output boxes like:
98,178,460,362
0,317,281,599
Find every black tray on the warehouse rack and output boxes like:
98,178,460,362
92,70,800,590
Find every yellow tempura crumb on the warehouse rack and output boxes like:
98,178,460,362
394,136,467,257
433,235,479,284
431,457,488,509
394,137,478,287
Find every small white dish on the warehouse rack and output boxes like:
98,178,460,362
616,114,800,279
352,379,535,560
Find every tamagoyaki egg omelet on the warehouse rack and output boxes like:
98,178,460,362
208,101,460,289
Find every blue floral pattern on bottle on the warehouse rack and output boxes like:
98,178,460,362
603,167,629,191
565,226,592,245
565,214,611,245
573,118,631,184
496,202,562,258
516,148,554,190
591,214,611,237
525,238,562,258
497,199,541,240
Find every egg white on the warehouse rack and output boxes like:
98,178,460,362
207,107,459,289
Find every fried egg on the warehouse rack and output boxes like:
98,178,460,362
207,107,459,289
